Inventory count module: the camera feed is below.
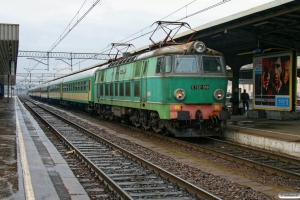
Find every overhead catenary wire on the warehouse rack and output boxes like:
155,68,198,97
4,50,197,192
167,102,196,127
73,0,200,66
119,0,197,44
24,0,102,83
72,0,231,67
49,0,88,52
43,0,231,82
48,0,102,52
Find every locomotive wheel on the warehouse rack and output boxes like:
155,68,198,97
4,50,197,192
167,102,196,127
161,127,169,136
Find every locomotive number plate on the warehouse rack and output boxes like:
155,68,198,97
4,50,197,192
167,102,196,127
191,85,209,90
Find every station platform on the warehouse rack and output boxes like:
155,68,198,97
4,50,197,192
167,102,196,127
224,112,300,157
0,96,89,200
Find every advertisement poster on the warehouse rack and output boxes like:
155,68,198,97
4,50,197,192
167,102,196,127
253,52,292,111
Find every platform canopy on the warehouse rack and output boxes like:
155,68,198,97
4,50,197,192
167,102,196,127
173,0,300,68
0,23,19,86
134,0,300,71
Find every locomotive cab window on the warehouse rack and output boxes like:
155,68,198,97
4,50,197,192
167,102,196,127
135,62,142,77
143,60,148,76
115,67,120,80
156,57,163,73
202,56,223,74
175,55,198,73
163,56,171,73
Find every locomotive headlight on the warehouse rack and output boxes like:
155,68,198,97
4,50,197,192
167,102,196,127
214,89,225,100
193,41,206,53
174,88,186,100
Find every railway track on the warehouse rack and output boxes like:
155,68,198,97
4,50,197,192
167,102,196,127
82,102,300,181
20,97,221,200
137,127,300,181
199,137,300,180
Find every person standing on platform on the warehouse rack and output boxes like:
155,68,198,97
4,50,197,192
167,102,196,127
241,89,250,111
231,88,240,115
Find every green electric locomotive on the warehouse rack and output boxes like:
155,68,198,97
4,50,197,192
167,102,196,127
94,41,230,137
29,40,230,137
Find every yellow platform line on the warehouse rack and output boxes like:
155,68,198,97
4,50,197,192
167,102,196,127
16,99,35,200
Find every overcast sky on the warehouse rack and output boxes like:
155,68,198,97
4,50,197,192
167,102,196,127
0,0,275,85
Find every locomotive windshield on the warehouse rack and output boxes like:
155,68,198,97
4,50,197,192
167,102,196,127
202,56,224,74
175,55,198,73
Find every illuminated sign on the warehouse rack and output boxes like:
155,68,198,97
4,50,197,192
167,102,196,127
253,52,292,111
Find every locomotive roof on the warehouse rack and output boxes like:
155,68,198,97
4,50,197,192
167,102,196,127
134,41,223,61
96,41,223,70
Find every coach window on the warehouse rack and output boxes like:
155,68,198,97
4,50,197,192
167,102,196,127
110,83,113,96
202,56,223,74
120,82,124,96
134,81,140,97
120,83,124,96
125,82,130,96
105,84,109,96
163,56,171,73
114,83,118,96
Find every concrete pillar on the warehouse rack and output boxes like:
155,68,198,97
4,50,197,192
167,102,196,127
232,66,240,92
7,75,9,103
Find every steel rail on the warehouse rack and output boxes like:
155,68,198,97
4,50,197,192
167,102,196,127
208,137,300,167
21,100,133,200
203,137,300,180
133,127,300,180
22,97,221,200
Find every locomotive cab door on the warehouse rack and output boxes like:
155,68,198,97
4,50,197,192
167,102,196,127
141,60,148,102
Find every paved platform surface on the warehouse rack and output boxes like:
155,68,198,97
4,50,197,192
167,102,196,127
225,112,300,157
0,96,89,200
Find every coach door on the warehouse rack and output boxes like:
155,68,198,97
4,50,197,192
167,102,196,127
47,86,49,99
141,60,148,102
88,78,92,102
60,83,63,100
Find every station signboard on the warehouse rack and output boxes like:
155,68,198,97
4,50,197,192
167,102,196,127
253,51,292,111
